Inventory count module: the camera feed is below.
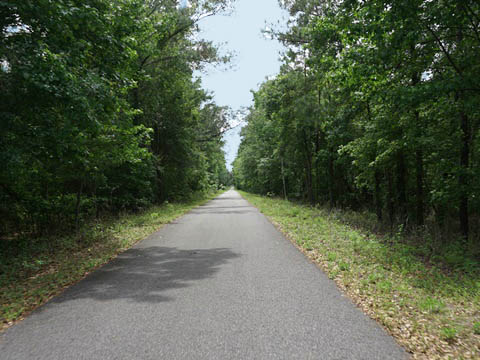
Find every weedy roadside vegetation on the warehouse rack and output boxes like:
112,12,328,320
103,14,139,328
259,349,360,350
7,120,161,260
240,191,480,360
0,191,224,331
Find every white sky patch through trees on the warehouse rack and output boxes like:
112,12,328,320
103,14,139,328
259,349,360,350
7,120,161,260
197,0,286,171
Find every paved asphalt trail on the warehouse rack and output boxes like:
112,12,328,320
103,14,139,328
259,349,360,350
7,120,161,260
0,190,407,359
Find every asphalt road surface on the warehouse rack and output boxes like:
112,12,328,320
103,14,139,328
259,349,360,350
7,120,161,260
0,190,408,359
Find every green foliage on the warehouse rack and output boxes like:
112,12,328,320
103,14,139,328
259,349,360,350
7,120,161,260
338,261,350,272
0,189,223,329
241,190,480,358
440,326,457,342
419,297,446,314
473,322,480,335
234,0,480,244
327,252,337,262
0,0,233,235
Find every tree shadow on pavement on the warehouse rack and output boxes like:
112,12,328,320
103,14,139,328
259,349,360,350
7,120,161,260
50,246,240,304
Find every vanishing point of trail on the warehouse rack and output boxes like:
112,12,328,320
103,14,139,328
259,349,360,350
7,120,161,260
0,190,407,359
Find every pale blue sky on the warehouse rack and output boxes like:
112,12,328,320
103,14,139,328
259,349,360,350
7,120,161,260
197,0,286,170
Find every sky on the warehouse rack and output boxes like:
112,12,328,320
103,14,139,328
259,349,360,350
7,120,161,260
196,0,286,170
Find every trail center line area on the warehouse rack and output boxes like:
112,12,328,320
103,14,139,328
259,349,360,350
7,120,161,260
0,190,407,359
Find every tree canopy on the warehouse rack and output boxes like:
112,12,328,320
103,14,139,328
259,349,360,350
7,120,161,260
234,0,480,244
0,0,233,234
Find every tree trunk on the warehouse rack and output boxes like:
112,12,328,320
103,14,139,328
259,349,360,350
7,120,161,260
414,109,424,227
281,157,287,201
416,148,424,227
411,73,424,227
459,107,470,240
133,87,141,125
302,129,314,204
455,7,469,241
305,165,314,204
387,169,394,230
374,169,382,221
75,180,84,232
396,149,407,223
328,149,335,208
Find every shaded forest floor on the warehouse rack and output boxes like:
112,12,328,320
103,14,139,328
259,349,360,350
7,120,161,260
240,191,480,360
0,190,224,331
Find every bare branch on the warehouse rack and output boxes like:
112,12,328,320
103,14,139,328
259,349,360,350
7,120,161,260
422,22,463,75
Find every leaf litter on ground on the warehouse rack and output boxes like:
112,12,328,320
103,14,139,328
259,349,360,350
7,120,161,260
240,191,480,360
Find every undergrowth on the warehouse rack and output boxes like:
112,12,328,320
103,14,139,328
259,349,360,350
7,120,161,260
240,191,480,360
0,190,223,331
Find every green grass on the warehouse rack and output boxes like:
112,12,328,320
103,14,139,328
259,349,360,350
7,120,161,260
0,190,224,330
440,326,458,343
474,322,480,335
239,191,480,360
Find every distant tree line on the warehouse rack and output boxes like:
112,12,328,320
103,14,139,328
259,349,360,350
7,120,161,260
233,0,479,243
0,0,232,235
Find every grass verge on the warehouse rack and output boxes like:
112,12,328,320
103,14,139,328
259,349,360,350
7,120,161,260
240,191,480,360
0,190,223,331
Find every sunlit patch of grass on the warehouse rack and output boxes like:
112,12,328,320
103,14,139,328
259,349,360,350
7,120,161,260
419,297,446,314
473,322,480,335
239,191,480,360
0,190,224,330
440,326,457,343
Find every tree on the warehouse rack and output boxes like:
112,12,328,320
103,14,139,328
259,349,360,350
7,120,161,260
234,0,480,244
0,0,234,234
